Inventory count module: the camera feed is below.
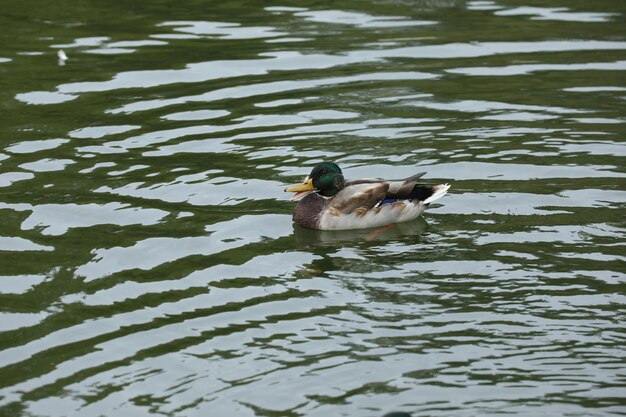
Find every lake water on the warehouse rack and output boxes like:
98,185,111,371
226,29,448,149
1,0,625,416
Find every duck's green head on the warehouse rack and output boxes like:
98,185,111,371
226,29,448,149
285,162,345,199
309,162,345,196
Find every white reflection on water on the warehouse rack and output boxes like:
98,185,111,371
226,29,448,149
256,98,304,108
52,37,168,56
63,252,317,306
14,91,78,105
436,189,626,216
69,125,141,139
78,161,116,174
294,9,437,27
348,162,626,181
79,114,311,154
495,6,618,22
571,117,624,124
75,214,291,281
0,236,53,252
20,202,169,236
475,224,625,245
162,109,230,121
478,112,559,121
94,175,285,204
84,47,135,55
401,98,584,114
563,86,626,92
109,71,436,114
51,36,110,48
0,312,50,332
447,60,626,76
0,285,306,400
19,158,75,172
16,40,626,105
550,140,626,156
467,1,504,11
0,274,48,295
0,172,35,187
107,164,149,176
5,138,69,154
159,21,286,39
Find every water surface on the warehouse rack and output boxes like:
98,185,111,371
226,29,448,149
1,0,625,416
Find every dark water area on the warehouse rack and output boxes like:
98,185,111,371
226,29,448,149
0,0,625,416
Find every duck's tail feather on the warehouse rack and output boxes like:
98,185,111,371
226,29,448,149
381,183,450,206
422,183,451,204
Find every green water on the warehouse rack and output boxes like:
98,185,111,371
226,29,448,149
1,0,625,416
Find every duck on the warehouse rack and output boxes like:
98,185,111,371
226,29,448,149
285,162,450,230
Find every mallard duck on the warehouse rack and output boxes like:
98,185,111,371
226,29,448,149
285,162,450,230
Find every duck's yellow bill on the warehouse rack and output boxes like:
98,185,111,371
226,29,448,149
285,177,316,201
285,177,315,193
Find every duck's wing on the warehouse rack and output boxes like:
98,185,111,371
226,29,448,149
346,172,427,199
330,171,448,215
349,172,450,204
328,182,389,214
385,172,427,198
347,172,426,198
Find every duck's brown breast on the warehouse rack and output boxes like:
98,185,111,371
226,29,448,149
293,193,326,229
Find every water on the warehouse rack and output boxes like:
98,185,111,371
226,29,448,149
1,0,625,416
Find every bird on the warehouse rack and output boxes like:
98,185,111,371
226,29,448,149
285,162,450,230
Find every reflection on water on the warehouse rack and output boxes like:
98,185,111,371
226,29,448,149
0,0,625,416
294,219,428,246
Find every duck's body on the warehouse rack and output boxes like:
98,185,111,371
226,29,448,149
285,162,450,230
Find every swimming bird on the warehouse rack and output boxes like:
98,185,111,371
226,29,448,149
285,162,450,230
